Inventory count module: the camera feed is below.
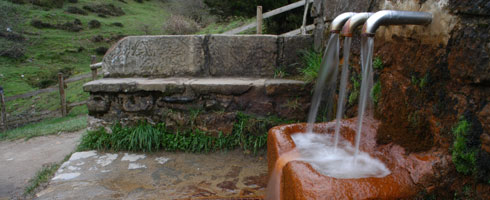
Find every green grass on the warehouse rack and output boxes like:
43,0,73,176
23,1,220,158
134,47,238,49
1,0,170,117
0,112,87,141
78,112,293,155
24,163,60,195
451,117,477,176
300,49,323,83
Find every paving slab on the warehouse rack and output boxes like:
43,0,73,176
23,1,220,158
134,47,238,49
36,150,268,200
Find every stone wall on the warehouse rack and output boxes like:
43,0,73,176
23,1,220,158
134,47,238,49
85,34,314,135
85,78,310,135
312,0,489,197
102,35,313,78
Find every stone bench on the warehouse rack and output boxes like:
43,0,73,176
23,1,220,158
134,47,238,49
84,35,313,134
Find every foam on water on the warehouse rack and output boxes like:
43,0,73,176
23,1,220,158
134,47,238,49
291,132,390,179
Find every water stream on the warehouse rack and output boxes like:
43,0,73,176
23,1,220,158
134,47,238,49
333,37,352,150
306,34,340,134
354,36,375,159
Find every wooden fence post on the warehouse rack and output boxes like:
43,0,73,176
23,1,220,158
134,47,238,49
257,6,263,34
58,73,67,117
91,55,97,80
0,86,6,132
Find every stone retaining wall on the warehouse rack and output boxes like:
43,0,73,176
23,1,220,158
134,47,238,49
102,35,313,78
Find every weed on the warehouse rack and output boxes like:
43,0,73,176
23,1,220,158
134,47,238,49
371,80,381,106
373,57,383,70
348,74,361,106
451,117,478,176
411,73,429,89
300,49,322,83
24,163,60,195
274,67,288,79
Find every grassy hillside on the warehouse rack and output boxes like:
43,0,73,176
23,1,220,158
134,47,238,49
1,0,170,116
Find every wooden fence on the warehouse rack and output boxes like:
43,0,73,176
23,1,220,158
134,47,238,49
0,56,101,131
224,0,314,35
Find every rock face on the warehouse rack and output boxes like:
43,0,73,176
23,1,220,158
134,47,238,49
310,0,489,197
102,35,313,78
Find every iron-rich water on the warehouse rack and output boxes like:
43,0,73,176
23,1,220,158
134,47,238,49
306,34,340,133
333,37,352,150
292,133,390,178
354,36,375,158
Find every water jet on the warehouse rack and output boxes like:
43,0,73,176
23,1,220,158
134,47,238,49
267,10,434,199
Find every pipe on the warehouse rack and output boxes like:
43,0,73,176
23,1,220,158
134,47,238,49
330,12,357,33
341,12,374,37
362,10,432,37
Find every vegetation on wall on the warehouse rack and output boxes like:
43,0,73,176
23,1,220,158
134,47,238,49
78,113,293,154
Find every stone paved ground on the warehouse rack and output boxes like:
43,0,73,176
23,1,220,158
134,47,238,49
0,131,83,199
36,150,268,200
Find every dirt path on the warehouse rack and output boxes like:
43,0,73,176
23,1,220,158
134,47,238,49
0,130,83,199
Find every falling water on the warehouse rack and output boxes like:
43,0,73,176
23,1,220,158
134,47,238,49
354,36,375,158
306,34,340,133
333,37,352,149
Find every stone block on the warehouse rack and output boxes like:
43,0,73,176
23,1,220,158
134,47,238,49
102,36,205,78
207,35,278,77
278,35,313,74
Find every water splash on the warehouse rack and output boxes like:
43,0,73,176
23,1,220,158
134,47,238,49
292,133,390,179
306,34,340,133
354,36,375,159
333,37,352,150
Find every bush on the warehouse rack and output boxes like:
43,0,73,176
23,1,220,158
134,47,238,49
66,6,87,15
300,49,322,83
169,0,215,26
88,20,101,29
0,2,26,59
95,47,108,55
162,14,200,35
31,0,64,8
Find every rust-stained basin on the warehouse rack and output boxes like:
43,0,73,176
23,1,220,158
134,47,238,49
267,118,431,200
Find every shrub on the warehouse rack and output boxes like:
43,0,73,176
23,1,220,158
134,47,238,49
88,20,101,29
0,2,26,59
31,0,64,8
95,47,108,55
162,14,200,35
169,0,215,26
66,6,87,15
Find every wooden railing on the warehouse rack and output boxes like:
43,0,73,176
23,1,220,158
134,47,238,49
224,0,314,35
0,55,100,131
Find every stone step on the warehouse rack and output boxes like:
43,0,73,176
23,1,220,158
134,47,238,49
101,35,312,78
83,77,311,133
83,77,307,96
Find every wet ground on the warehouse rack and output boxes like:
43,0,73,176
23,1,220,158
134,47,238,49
0,131,83,199
36,150,268,200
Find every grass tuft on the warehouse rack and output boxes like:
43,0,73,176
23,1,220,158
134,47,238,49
24,163,60,196
300,49,323,83
78,112,293,155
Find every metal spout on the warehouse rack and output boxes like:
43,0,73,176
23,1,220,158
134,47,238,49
362,10,432,37
330,12,357,33
341,12,374,37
